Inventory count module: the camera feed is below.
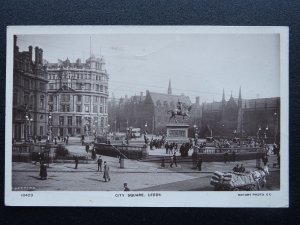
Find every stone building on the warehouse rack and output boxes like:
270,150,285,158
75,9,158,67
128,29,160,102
201,87,280,143
46,55,109,137
108,81,201,134
12,36,49,141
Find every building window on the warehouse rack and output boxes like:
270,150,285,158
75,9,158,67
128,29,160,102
100,106,103,113
24,95,29,105
40,126,43,136
100,85,103,92
93,96,98,103
93,105,98,113
77,95,82,102
77,105,81,112
100,97,104,104
61,94,70,102
101,117,104,128
66,105,70,112
13,92,18,105
96,84,99,91
68,116,72,126
40,82,45,91
76,116,82,126
40,95,45,109
49,95,53,102
85,96,90,103
85,83,91,90
59,116,64,126
49,104,53,111
85,105,90,112
105,86,108,93
76,83,82,90
24,79,29,89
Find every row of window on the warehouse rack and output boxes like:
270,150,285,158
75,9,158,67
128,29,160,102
48,82,108,93
156,100,176,107
15,75,47,91
48,73,107,82
48,94,107,104
14,92,45,109
48,104,107,114
58,116,106,126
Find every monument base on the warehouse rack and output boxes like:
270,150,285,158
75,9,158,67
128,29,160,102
166,123,190,144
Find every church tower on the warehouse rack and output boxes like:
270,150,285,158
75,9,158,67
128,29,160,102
167,79,172,95
237,86,243,136
222,88,226,112
238,86,242,109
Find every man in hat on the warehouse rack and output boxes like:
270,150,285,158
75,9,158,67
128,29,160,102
123,183,130,191
103,161,110,182
97,156,103,172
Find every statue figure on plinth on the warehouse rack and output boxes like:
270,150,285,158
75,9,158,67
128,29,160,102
167,99,192,123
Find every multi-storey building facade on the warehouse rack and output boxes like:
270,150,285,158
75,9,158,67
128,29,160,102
13,36,49,141
108,81,200,134
201,88,280,143
46,56,109,137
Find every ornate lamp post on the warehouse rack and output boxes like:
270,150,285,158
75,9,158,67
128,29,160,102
48,111,52,142
264,126,269,144
144,121,148,134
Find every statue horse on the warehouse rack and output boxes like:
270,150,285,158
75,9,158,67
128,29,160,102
168,106,192,123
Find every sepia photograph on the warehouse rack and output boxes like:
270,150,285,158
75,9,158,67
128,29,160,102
5,26,289,207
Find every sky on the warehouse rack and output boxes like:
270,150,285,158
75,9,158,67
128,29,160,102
16,33,280,103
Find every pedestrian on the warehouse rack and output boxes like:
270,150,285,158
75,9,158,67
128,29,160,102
74,156,79,169
192,151,197,169
170,155,174,168
224,151,228,164
66,135,69,145
197,156,203,171
103,161,110,182
165,141,169,154
40,161,47,180
233,164,240,172
124,183,130,191
54,137,57,145
262,154,269,166
161,157,165,168
86,144,89,154
173,153,177,167
239,164,245,173
97,156,103,172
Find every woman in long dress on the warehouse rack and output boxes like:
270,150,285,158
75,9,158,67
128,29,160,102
103,161,110,182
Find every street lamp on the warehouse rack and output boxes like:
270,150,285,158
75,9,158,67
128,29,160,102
144,122,148,134
48,112,52,142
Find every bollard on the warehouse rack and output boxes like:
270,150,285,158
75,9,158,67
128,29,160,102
120,158,124,168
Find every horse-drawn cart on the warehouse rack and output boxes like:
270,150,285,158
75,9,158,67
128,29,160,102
210,166,269,191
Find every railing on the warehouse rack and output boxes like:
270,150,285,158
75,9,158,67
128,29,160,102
195,146,264,154
94,143,148,160
12,143,59,162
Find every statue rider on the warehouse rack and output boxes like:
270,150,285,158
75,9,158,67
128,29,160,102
177,99,183,114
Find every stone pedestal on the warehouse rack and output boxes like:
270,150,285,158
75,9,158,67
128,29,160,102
166,123,189,144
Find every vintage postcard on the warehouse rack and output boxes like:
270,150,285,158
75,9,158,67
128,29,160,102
5,26,289,207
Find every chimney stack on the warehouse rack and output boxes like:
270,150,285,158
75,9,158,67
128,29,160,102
28,46,33,61
39,49,43,64
35,47,39,64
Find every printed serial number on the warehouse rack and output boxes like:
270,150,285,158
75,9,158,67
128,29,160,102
21,193,33,197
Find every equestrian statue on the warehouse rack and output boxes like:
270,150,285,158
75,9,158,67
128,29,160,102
167,99,192,123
